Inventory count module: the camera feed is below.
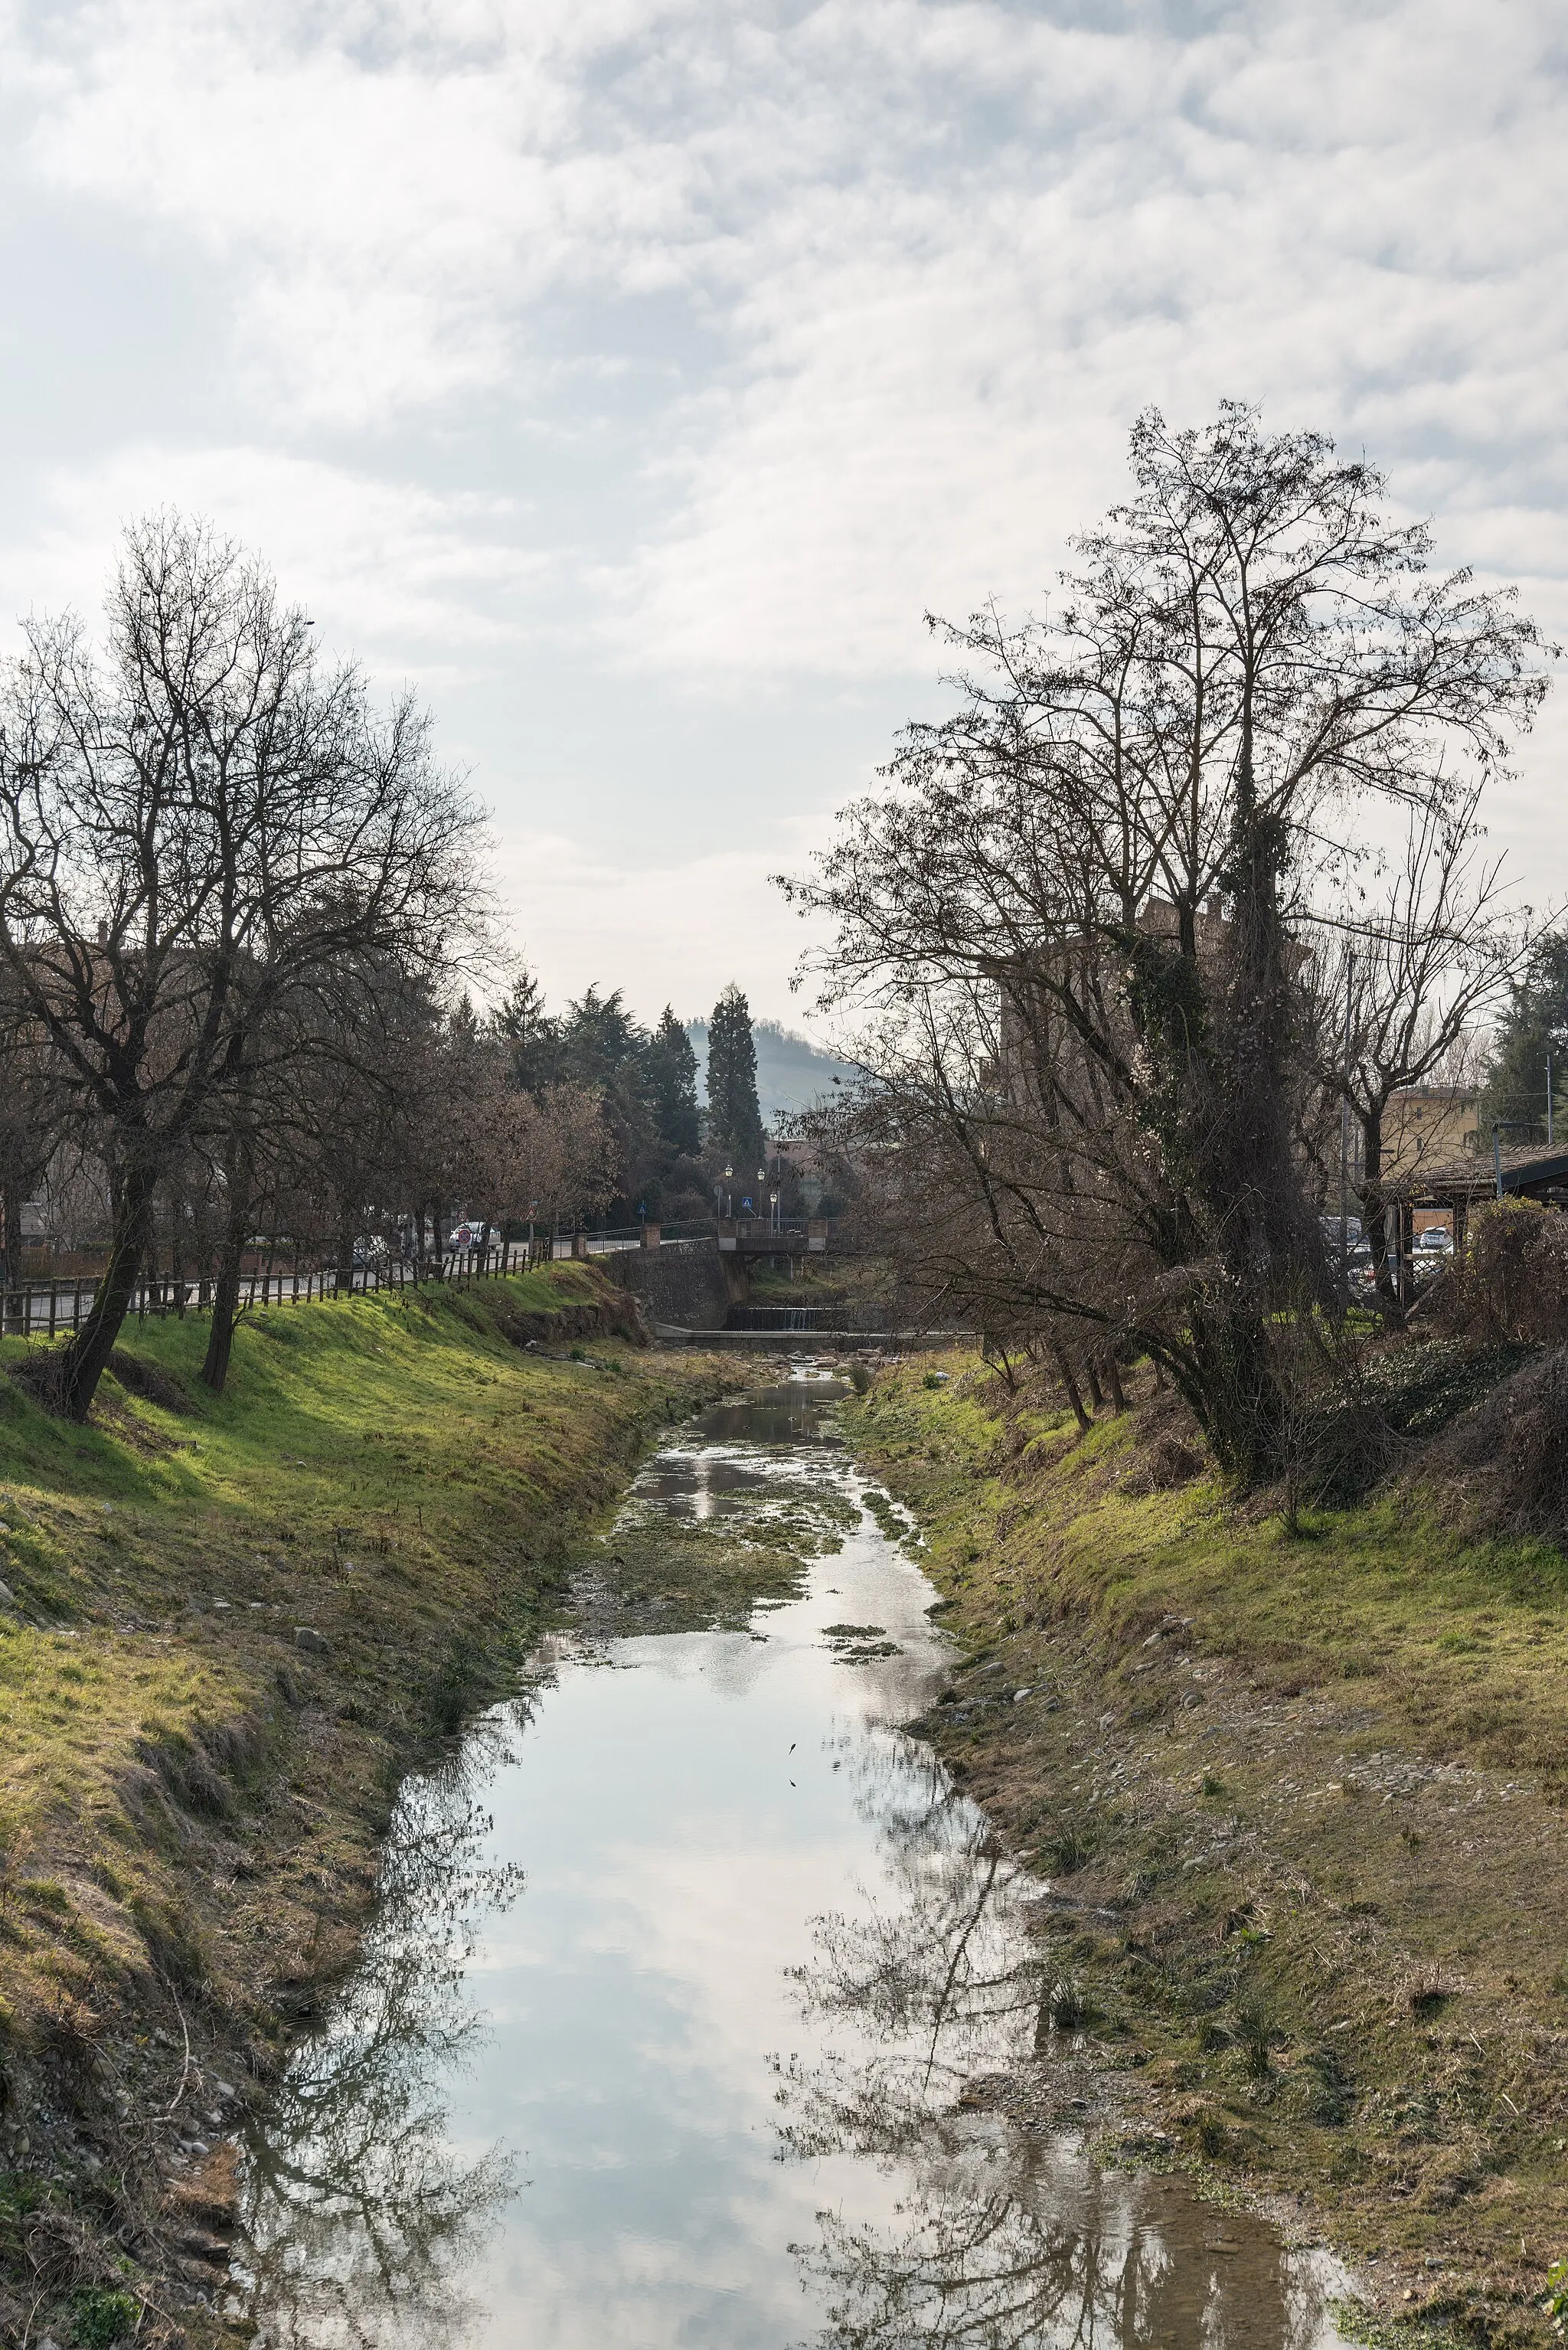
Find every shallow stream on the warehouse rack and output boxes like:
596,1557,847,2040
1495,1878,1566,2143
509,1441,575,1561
235,1369,1356,2348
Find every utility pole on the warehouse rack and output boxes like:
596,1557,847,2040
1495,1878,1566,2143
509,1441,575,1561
1550,1047,1555,1147
1340,951,1355,1288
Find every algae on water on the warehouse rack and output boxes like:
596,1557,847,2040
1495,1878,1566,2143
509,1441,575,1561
571,1466,861,1635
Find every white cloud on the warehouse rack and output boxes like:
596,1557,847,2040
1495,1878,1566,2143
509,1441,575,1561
2,0,1565,991
488,821,838,1027
0,443,545,669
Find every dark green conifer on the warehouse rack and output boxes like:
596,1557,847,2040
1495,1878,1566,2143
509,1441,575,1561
706,983,766,1173
646,1006,701,1157
1481,938,1568,1141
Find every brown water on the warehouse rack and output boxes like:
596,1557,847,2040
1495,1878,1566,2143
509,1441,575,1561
232,1369,1359,2348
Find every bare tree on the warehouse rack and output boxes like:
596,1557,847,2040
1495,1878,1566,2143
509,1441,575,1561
1303,783,1543,1316
0,970,67,1289
787,405,1548,1480
0,514,479,1418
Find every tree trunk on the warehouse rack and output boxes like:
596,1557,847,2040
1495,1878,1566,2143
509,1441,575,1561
335,1205,356,1297
1047,1336,1092,1434
1359,1105,1403,1320
1187,1292,1281,1487
1,1178,24,1333
201,1148,255,1394
53,1160,158,1421
1103,1350,1126,1414
1194,754,1305,1480
2,1185,21,1292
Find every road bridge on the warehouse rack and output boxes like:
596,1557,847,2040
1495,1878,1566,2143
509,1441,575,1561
561,1217,837,1259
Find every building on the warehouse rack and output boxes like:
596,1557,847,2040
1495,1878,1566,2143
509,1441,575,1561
1382,1086,1481,1172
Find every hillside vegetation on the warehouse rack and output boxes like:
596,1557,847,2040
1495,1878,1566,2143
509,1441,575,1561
0,1269,733,2348
851,1348,1568,2349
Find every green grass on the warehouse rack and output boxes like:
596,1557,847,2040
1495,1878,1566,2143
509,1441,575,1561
0,1270,683,1850
854,1362,1568,1785
0,1270,736,2348
848,1355,1568,2345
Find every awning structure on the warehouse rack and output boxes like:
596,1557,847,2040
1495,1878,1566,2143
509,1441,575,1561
1374,1143,1568,1280
1389,1143,1568,1209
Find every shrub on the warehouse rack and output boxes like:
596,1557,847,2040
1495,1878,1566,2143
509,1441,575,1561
1475,1348,1568,1531
1431,1199,1568,1345
70,2286,140,2347
105,1349,194,1414
1119,1387,1208,1495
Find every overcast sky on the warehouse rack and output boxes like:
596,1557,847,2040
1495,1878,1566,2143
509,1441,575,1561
1,0,1563,1028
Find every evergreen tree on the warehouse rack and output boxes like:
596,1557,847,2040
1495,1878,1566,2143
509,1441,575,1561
559,985,645,1091
707,983,766,1174
1481,936,1568,1142
557,987,657,1210
645,1005,701,1158
495,966,564,1096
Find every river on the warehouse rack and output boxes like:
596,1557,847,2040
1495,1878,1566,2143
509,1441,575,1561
233,1367,1357,2348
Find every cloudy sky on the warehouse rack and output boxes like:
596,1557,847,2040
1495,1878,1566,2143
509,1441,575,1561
1,0,1563,1028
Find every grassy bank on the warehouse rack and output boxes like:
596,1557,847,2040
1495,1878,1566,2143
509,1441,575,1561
848,1357,1568,2350
0,1269,737,2347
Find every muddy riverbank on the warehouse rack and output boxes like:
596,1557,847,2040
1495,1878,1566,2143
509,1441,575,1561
847,1354,1568,2350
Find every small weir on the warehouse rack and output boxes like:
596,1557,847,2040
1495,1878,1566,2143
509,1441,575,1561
234,1370,1356,2348
726,1303,837,1330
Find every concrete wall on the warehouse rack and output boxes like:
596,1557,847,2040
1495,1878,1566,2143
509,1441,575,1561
603,1237,739,1331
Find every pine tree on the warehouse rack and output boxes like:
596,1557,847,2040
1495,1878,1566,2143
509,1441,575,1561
706,983,765,1173
645,1006,701,1158
495,966,564,1096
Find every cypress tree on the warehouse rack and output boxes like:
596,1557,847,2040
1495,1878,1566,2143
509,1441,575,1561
646,1005,701,1158
707,983,766,1172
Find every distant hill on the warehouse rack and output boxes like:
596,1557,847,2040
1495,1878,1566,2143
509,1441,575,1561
684,1018,859,1129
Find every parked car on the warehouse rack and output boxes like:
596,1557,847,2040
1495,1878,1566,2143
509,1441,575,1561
446,1222,495,1250
1416,1227,1454,1253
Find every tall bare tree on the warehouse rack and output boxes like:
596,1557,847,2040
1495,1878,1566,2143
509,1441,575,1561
1303,783,1544,1315
787,405,1548,1479
0,514,479,1419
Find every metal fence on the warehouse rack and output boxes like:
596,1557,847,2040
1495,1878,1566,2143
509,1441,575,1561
0,1237,557,1341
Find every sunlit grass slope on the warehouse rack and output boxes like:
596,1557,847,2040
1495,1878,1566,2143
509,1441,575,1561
0,1271,732,2345
851,1359,1568,2345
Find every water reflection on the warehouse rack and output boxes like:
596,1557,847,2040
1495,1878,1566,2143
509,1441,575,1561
237,1374,1352,2349
801,2132,1345,2350
237,1724,527,2348
779,1792,1040,2161
779,1782,1348,2348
